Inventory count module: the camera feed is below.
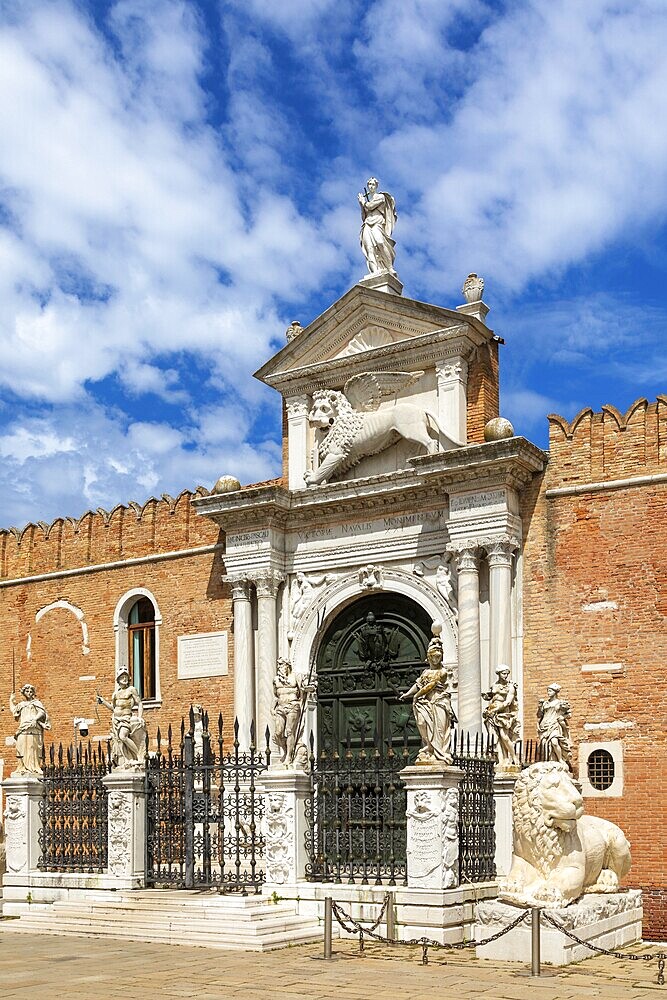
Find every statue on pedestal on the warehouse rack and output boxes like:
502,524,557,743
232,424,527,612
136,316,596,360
271,658,315,768
399,623,455,764
358,177,397,275
537,682,572,767
9,683,51,777
482,666,520,770
97,670,147,770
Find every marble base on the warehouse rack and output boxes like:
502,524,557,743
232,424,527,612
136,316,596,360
402,764,463,890
475,890,643,965
358,271,403,295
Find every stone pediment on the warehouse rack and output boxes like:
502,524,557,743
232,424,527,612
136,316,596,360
255,284,492,393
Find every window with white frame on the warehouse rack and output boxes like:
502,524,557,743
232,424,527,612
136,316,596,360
578,741,624,797
114,589,162,704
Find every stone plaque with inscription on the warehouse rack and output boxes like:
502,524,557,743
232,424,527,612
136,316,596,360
177,631,228,680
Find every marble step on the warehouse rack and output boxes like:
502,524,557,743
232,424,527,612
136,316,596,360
0,896,324,951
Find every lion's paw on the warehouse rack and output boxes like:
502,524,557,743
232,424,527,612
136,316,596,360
533,884,567,908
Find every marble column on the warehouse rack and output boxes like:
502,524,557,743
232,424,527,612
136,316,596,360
227,576,255,748
255,571,283,750
454,545,482,733
436,358,468,446
285,395,310,491
487,539,515,682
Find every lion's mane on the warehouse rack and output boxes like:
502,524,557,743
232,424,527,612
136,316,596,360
512,761,570,877
311,389,364,463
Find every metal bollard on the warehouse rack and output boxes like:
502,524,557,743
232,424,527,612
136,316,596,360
531,907,541,977
386,891,396,942
324,896,333,959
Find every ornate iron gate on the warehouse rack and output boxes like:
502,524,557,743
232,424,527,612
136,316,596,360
39,741,111,873
145,712,269,892
452,730,497,883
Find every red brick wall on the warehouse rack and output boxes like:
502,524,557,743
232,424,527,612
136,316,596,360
522,397,667,939
0,491,235,759
467,340,500,443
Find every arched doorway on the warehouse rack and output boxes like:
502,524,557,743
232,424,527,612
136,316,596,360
316,593,431,755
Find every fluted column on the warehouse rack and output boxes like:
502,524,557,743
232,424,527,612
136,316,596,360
487,539,515,682
255,572,283,748
453,545,482,733
226,576,255,747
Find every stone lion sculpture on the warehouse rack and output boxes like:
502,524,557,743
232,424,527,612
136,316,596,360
499,762,631,908
304,371,459,486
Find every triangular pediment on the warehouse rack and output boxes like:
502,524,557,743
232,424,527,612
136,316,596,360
255,284,489,390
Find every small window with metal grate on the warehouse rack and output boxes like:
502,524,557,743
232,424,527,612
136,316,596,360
587,748,615,791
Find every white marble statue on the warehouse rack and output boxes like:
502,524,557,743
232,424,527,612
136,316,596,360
537,682,572,766
399,624,455,765
499,761,632,908
289,571,333,621
271,658,315,768
482,667,520,770
97,670,147,771
304,371,458,486
358,177,397,275
9,683,51,777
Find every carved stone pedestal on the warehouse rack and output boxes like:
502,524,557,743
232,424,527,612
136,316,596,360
402,764,464,890
258,768,311,889
1,775,43,877
102,770,146,888
493,772,519,877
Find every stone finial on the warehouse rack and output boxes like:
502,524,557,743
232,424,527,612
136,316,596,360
286,321,303,343
484,417,515,442
212,475,241,494
462,272,484,303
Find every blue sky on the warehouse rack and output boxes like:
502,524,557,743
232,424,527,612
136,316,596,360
2,0,667,527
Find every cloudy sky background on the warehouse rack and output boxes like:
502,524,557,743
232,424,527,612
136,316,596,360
1,0,667,526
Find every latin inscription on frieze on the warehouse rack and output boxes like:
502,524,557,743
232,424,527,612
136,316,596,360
449,490,505,513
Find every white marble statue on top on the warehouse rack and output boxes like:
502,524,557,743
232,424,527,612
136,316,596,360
9,682,51,777
399,623,455,765
482,666,520,771
97,669,147,771
358,176,397,275
271,658,315,769
537,682,572,767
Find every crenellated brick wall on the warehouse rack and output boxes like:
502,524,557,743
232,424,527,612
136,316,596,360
522,396,667,939
0,489,235,765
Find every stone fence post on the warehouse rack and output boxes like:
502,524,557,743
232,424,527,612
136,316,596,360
102,770,146,888
401,764,464,889
493,773,518,877
259,768,311,889
2,775,43,877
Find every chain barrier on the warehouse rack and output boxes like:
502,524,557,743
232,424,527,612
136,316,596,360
329,896,529,965
542,912,666,986
326,895,666,984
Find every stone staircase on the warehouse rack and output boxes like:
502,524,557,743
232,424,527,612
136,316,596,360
0,890,324,951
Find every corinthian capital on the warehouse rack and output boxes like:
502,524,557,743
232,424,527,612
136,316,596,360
224,575,251,601
484,536,519,568
436,358,469,385
447,543,479,573
285,395,309,420
254,571,284,599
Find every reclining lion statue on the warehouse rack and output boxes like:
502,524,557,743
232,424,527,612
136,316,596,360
499,761,631,908
304,371,459,486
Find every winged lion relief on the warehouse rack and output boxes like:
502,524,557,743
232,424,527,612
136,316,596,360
304,371,459,486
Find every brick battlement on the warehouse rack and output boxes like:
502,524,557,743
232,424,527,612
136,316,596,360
0,487,219,581
547,396,667,487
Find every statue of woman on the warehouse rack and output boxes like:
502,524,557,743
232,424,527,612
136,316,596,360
537,682,572,767
482,666,520,769
399,625,454,764
358,177,397,275
9,683,51,776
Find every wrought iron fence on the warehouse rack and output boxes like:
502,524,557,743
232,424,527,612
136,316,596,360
305,727,410,885
145,711,269,893
39,741,111,873
451,730,497,883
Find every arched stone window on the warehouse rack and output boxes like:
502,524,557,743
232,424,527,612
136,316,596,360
114,589,162,705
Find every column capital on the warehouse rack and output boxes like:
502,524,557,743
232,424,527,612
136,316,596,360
483,536,520,568
285,394,310,420
254,571,284,599
436,357,469,384
224,575,252,601
447,542,480,572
